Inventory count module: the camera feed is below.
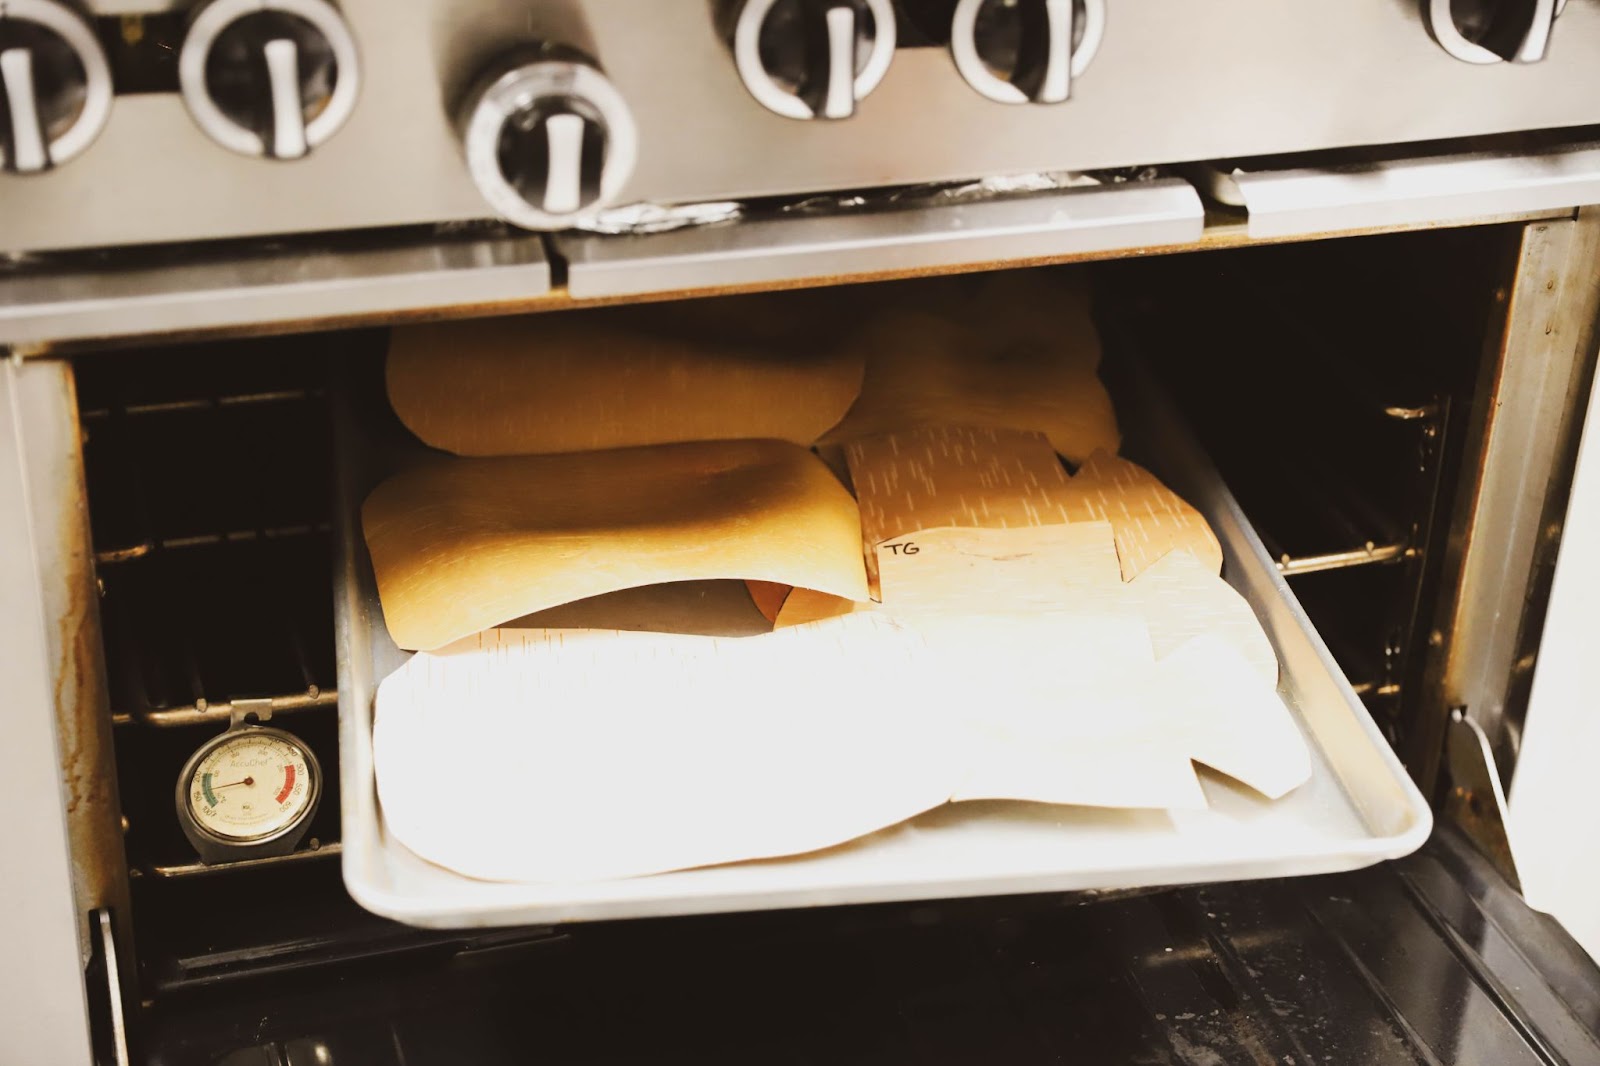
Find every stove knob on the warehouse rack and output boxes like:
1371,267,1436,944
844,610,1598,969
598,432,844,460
458,53,637,231
0,0,112,174
730,0,897,120
1425,0,1564,64
950,0,1105,104
178,0,360,159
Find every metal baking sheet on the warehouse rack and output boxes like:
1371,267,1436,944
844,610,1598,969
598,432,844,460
334,351,1431,930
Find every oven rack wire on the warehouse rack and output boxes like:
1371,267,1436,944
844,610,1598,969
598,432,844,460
81,370,338,729
138,841,341,880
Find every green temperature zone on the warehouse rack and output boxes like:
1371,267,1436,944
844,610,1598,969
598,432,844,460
201,772,220,807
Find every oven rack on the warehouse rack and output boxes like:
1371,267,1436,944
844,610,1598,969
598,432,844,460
79,391,331,565
98,536,338,731
1272,541,1413,577
1258,401,1436,578
78,345,343,732
76,342,351,894
1183,448,1422,716
1096,312,1444,581
1209,398,1436,552
140,841,342,880
97,536,338,733
92,520,331,570
110,687,337,730
131,850,494,997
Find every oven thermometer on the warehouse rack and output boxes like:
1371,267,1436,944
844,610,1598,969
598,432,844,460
176,723,322,865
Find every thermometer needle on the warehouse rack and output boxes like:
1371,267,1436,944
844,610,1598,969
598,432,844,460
214,777,255,790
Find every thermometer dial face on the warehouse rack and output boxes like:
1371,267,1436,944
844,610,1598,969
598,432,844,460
181,728,317,843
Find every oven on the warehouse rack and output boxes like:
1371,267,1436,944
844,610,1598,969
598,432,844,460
5,2,1600,1063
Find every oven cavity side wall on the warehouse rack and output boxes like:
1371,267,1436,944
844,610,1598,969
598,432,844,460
1423,209,1600,885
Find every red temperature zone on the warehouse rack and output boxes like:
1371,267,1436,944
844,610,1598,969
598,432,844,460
276,764,296,805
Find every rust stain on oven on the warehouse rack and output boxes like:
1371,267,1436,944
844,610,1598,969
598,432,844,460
44,366,133,974
54,563,109,821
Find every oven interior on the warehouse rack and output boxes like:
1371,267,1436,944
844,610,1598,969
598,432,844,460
72,222,1547,1062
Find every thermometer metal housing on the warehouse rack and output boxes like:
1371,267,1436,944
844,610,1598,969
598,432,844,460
175,723,322,865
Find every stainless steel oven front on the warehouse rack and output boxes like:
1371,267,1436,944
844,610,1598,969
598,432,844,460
5,0,1600,253
6,2,1600,1064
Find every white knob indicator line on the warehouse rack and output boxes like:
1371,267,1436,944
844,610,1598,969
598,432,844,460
822,6,857,119
1517,0,1558,62
1039,0,1073,103
1,47,48,173
542,112,586,216
263,38,308,159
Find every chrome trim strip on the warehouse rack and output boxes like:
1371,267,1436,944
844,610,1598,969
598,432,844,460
556,178,1205,299
1232,142,1600,239
0,233,551,347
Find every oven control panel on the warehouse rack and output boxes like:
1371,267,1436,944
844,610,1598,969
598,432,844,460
3,0,1600,253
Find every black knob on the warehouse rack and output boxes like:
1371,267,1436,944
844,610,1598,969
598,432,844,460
1425,0,1564,64
950,0,1105,105
0,0,111,174
730,0,897,120
459,53,638,230
179,0,360,159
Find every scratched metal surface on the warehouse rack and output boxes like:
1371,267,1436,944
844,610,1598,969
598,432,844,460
137,825,1600,1065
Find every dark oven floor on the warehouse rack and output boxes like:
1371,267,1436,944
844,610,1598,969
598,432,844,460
137,826,1600,1066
